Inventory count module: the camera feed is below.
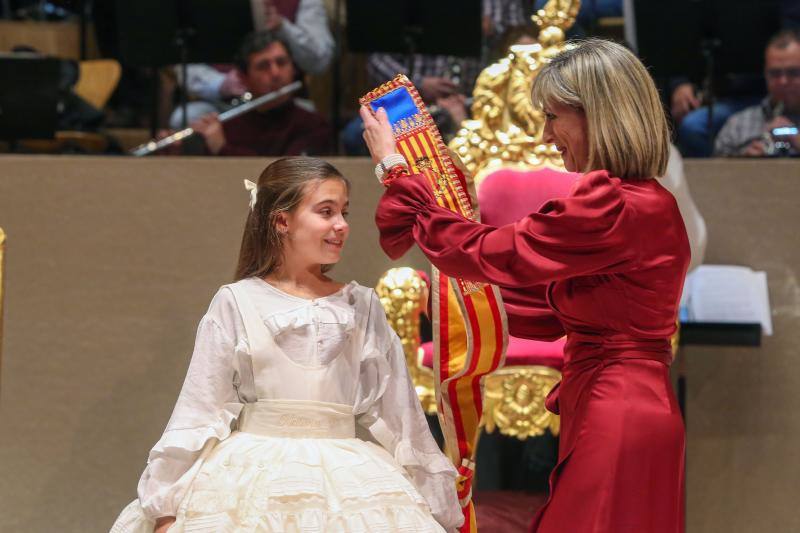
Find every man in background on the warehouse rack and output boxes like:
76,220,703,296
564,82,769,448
168,0,333,129
714,29,800,156
191,31,332,156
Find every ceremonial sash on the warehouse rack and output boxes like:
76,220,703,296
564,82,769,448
361,75,508,532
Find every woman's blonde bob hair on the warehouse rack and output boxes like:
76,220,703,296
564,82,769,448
531,39,670,179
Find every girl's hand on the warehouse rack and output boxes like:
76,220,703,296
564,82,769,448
154,516,176,533
359,105,396,164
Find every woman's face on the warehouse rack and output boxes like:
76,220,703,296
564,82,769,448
278,179,350,270
542,102,589,173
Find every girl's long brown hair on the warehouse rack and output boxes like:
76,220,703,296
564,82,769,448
234,157,348,281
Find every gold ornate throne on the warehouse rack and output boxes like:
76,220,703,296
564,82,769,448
376,1,584,441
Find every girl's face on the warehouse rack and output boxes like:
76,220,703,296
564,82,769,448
542,101,589,173
278,179,350,270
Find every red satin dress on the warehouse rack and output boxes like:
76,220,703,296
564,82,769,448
376,170,689,533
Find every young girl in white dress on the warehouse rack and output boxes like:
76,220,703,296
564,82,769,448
110,157,462,532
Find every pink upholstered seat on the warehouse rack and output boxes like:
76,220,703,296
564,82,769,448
478,167,578,226
422,166,578,372
421,336,566,370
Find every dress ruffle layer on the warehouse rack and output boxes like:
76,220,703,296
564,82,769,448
113,431,446,532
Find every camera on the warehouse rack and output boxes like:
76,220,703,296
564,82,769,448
764,125,798,156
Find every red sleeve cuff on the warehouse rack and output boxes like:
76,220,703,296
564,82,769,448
375,173,434,259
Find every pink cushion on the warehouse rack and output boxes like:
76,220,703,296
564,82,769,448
478,167,578,226
421,335,565,370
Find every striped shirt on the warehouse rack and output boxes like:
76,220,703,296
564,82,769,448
714,98,800,156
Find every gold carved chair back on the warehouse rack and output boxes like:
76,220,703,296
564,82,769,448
449,0,581,182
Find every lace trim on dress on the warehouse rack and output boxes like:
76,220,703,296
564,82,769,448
177,504,445,533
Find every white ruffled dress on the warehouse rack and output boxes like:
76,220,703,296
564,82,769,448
110,278,461,533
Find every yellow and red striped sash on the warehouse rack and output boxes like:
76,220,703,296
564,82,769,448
361,75,508,532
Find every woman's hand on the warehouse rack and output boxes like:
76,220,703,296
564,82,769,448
359,105,396,164
154,516,176,533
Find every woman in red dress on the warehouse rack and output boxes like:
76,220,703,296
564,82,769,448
360,39,689,533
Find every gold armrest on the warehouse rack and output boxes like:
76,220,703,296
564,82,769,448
375,268,437,414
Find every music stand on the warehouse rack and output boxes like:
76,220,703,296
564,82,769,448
0,54,60,142
112,0,254,131
634,0,780,80
113,0,254,67
346,0,482,59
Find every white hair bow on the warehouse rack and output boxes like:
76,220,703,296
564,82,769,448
243,179,258,211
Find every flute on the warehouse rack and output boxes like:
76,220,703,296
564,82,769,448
130,80,303,156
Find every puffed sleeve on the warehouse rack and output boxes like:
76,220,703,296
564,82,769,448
136,288,245,519
376,170,641,287
354,291,463,531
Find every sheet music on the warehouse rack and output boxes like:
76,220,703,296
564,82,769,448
682,265,773,335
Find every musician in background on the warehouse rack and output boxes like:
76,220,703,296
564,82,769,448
190,31,333,156
714,28,800,156
169,0,333,129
